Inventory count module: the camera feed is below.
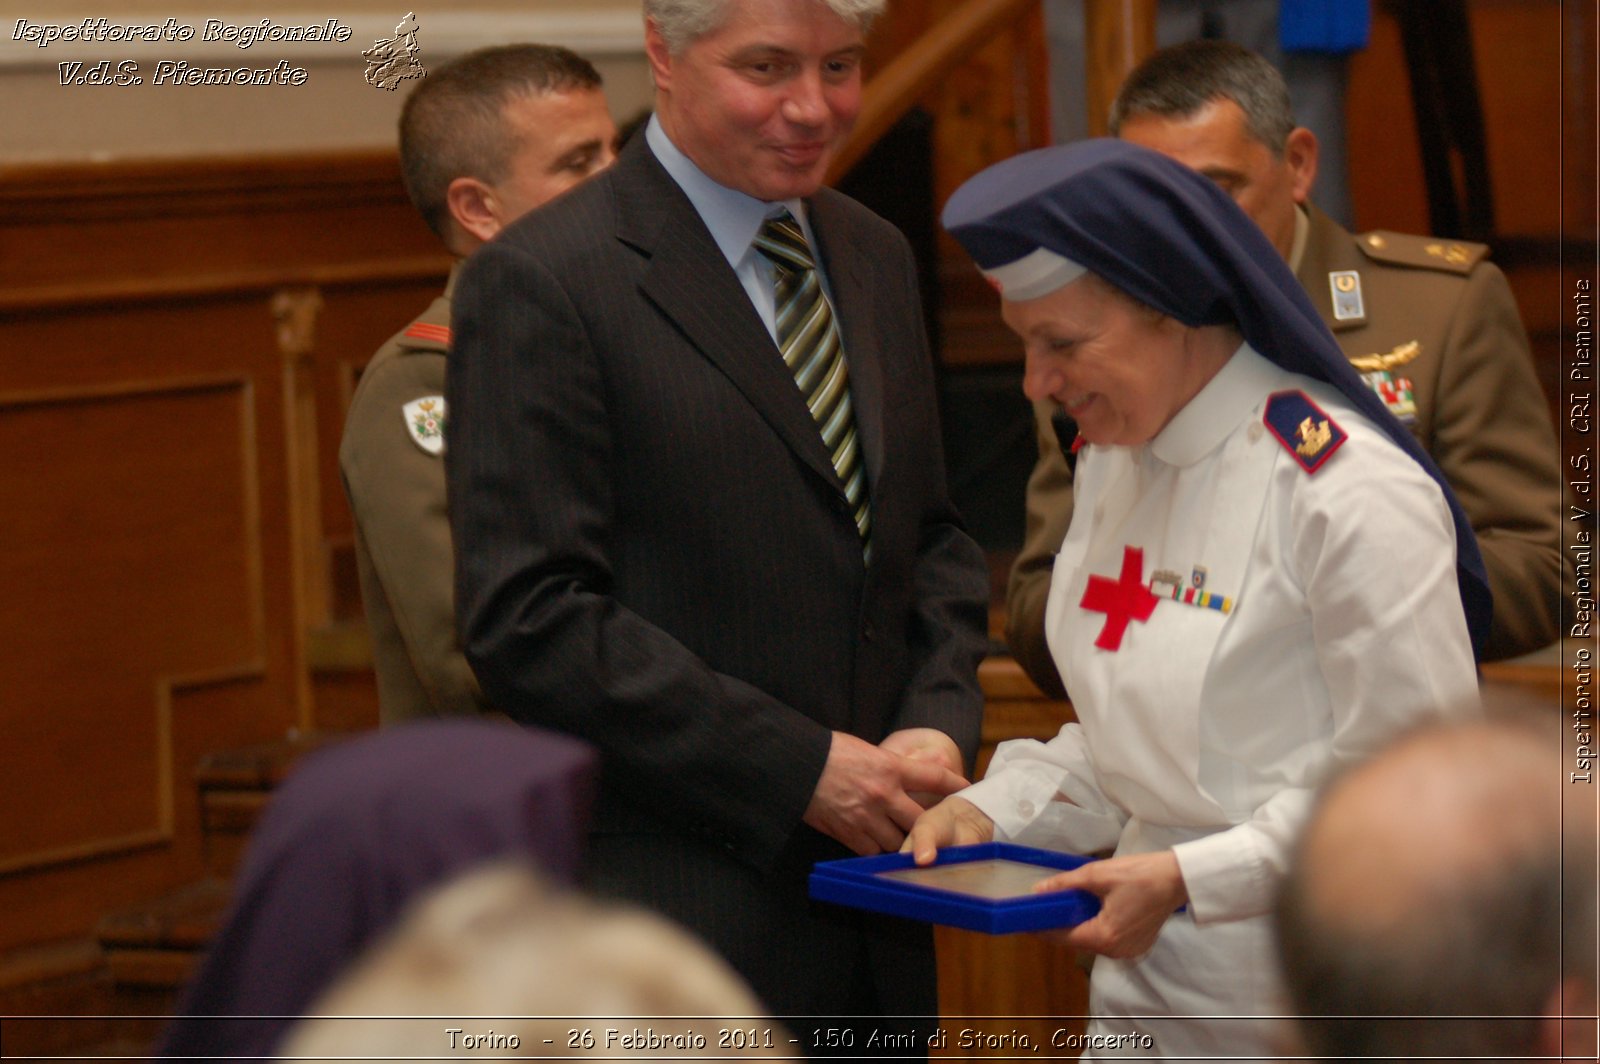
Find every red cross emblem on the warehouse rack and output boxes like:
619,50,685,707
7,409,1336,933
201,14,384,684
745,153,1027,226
1080,545,1159,651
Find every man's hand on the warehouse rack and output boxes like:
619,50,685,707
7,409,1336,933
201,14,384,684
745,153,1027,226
902,795,995,865
879,728,964,807
1033,850,1187,959
804,732,969,855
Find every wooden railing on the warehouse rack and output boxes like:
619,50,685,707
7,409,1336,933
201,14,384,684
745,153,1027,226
830,0,1156,182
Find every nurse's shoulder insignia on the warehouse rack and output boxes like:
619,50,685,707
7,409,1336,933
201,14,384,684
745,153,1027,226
402,396,447,456
1264,390,1347,474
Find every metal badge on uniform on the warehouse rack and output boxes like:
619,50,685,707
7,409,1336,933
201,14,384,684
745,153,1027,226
1349,342,1421,425
1363,370,1417,423
1264,390,1348,474
1329,270,1365,321
402,396,447,456
1149,564,1233,615
1150,568,1184,599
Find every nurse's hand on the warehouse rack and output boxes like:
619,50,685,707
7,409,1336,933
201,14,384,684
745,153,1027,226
902,796,995,865
1033,850,1188,959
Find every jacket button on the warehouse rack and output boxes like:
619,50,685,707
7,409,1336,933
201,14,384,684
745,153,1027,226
1017,800,1036,818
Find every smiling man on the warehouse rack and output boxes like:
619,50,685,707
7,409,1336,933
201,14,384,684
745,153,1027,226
445,0,989,1039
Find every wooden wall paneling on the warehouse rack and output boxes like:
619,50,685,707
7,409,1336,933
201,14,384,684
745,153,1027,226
0,152,440,295
0,151,442,964
1348,0,1576,242
278,286,328,732
1082,0,1157,136
0,374,263,871
0,299,297,951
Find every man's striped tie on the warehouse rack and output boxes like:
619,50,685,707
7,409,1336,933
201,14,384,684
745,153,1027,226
754,211,871,551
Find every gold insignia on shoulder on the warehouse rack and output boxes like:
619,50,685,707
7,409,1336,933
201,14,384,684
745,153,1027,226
1366,234,1387,250
1425,243,1470,265
1295,416,1333,458
1347,340,1422,373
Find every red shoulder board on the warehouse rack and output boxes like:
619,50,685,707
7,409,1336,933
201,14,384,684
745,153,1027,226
404,322,451,344
1263,390,1347,474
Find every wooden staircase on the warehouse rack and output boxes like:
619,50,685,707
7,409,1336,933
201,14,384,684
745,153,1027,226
0,728,366,1060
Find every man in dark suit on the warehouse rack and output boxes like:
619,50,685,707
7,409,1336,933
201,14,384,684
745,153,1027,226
446,0,989,1038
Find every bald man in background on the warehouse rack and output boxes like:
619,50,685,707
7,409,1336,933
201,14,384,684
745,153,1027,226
1277,709,1596,1061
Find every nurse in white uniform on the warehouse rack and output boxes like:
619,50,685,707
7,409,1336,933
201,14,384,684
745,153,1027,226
910,140,1491,1058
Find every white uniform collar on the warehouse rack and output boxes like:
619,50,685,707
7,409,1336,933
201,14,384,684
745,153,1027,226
1287,206,1311,275
1149,342,1281,468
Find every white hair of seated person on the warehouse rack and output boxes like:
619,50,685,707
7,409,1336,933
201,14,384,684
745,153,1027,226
279,861,787,1060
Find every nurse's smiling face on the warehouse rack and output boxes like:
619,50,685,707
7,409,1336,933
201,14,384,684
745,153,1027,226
1006,274,1228,448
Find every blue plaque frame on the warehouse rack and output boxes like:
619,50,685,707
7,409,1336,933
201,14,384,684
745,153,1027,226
809,842,1101,934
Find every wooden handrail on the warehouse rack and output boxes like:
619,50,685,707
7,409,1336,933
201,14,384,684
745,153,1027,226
830,0,1158,183
829,0,1039,183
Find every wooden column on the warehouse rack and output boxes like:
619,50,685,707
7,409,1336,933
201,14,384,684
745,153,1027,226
1083,0,1158,136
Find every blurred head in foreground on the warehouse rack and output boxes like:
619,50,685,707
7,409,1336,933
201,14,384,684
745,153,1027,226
1276,704,1595,1061
280,861,788,1060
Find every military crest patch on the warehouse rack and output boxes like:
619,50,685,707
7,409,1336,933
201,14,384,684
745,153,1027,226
403,396,446,456
1264,391,1347,474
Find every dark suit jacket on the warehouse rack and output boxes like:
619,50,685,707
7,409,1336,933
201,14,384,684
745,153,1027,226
447,135,988,1018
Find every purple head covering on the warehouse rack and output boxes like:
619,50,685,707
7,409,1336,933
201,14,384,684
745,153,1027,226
942,138,1491,655
155,719,596,1061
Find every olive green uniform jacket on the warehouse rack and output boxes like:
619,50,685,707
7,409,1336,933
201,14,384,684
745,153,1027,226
340,266,493,723
1008,206,1565,696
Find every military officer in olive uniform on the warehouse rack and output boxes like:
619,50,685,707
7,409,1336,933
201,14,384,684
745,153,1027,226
1008,41,1565,696
340,45,616,723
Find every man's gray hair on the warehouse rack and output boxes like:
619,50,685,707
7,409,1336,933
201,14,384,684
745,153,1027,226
1109,39,1295,156
645,0,886,54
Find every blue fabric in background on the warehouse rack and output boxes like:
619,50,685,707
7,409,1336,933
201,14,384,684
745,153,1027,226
1279,0,1371,53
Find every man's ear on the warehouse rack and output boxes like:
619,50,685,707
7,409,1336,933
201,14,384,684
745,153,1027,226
1284,126,1319,207
445,176,501,248
644,19,673,91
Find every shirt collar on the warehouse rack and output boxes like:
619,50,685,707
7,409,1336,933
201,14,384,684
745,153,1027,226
645,114,806,270
1287,205,1310,275
1149,342,1284,468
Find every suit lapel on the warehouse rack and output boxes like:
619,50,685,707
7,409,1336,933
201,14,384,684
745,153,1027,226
615,144,843,492
808,191,887,495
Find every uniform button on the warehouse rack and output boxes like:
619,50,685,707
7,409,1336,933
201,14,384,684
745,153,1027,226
1017,800,1036,818
862,622,876,642
1248,423,1265,443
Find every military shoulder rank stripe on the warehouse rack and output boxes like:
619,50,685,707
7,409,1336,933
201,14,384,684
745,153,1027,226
404,322,451,344
1264,390,1347,474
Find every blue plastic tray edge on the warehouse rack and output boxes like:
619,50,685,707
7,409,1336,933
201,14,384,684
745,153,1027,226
808,842,1101,935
